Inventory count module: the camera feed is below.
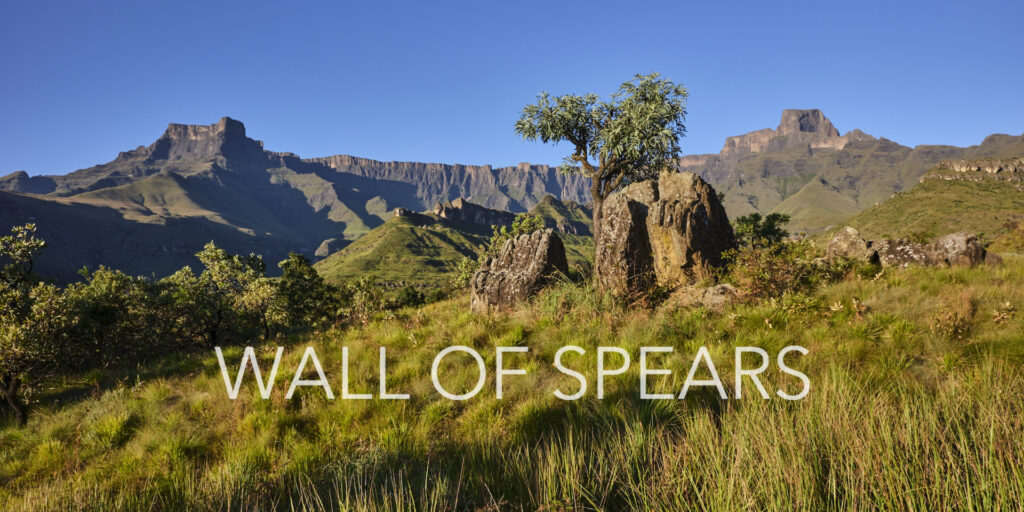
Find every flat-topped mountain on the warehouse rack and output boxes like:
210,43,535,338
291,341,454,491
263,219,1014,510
677,109,1024,233
0,117,591,282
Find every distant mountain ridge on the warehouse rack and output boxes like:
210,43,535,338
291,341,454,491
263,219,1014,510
1,117,591,208
0,117,591,281
676,109,1024,233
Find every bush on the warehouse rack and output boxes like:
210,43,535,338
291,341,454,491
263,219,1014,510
481,213,545,258
733,213,790,248
395,286,425,308
725,240,848,300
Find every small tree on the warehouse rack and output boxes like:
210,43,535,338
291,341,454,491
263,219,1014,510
276,252,333,328
733,213,791,248
160,242,270,346
515,73,687,238
0,224,48,426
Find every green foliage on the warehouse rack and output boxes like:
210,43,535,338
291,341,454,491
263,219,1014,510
725,240,850,300
447,256,477,290
733,212,791,248
276,252,334,328
516,73,687,231
394,286,425,308
0,224,50,425
339,276,386,325
481,213,544,259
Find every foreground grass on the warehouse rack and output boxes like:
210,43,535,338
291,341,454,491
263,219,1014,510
2,259,1023,511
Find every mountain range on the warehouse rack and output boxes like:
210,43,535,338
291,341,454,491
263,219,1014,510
0,118,589,281
677,109,1024,232
1,112,1022,282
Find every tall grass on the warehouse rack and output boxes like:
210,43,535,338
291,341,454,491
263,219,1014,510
1,259,1023,510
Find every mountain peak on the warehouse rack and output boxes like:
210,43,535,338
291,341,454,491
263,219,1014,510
778,109,840,138
148,116,262,162
719,109,848,156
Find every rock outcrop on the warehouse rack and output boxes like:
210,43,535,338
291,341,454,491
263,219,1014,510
595,172,735,296
925,232,989,267
434,198,516,227
315,238,343,258
718,109,852,157
826,227,879,263
920,157,1024,190
873,239,932,267
470,229,569,313
828,228,995,268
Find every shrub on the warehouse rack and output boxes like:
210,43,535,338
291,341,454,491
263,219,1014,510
395,286,426,308
481,214,545,258
733,213,790,248
725,240,847,300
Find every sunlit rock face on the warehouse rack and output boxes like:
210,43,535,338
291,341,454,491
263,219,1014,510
595,171,735,296
470,228,569,313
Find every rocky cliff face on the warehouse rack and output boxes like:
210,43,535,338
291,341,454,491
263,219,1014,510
778,109,840,138
433,197,517,227
148,117,265,163
306,155,591,212
719,109,850,157
921,157,1024,189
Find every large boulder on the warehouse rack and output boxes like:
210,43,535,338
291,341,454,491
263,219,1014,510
594,181,657,295
874,232,991,268
874,239,931,268
926,232,988,266
595,172,735,296
826,227,879,263
470,228,569,313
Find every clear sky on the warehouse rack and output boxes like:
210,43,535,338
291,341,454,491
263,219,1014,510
2,0,1022,175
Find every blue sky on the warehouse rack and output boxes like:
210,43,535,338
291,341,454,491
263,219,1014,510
2,0,1022,175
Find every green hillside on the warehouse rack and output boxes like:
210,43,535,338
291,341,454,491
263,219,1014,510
530,194,593,236
839,177,1024,245
314,199,596,286
314,213,489,286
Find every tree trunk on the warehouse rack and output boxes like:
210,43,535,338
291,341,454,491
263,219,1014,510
2,374,26,427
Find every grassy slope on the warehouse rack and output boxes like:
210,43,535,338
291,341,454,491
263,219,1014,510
315,199,596,286
839,178,1024,244
706,133,1024,234
314,214,488,285
3,260,1024,510
770,177,861,233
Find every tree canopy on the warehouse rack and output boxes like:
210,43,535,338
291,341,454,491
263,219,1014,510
515,73,687,231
